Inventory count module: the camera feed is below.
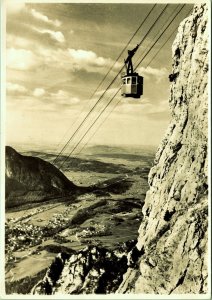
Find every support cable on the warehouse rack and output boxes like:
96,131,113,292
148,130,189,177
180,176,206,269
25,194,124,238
53,4,168,165
57,4,186,169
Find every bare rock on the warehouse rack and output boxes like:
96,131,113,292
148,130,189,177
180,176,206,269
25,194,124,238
117,4,208,294
31,246,129,295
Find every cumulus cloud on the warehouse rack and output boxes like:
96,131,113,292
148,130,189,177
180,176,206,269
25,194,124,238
35,28,65,43
138,66,168,82
7,88,80,113
37,47,118,74
68,49,105,66
31,9,61,27
33,88,45,97
51,90,80,105
7,82,28,94
7,48,39,70
67,49,115,70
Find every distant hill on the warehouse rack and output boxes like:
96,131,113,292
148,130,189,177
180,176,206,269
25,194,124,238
81,144,157,156
5,146,78,209
19,151,131,174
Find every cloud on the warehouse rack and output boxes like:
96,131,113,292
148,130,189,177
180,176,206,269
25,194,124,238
37,47,119,75
10,88,81,112
138,66,169,82
7,82,28,94
6,1,25,14
33,88,45,97
35,28,65,43
67,49,115,70
68,49,104,66
7,48,39,70
31,9,61,27
7,35,31,49
50,90,80,105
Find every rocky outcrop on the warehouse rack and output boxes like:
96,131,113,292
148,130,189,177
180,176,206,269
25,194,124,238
31,244,136,295
117,4,209,294
5,146,77,208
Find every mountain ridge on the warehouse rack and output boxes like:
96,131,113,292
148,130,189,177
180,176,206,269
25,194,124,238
117,3,209,294
5,146,78,208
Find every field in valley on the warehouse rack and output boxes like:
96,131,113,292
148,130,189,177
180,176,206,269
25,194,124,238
5,144,156,294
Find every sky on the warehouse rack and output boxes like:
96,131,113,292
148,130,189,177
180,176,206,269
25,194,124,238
5,1,193,153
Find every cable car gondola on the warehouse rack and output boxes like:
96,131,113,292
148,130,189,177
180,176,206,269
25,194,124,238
121,44,143,99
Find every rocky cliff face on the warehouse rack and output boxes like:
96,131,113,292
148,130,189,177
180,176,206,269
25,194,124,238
5,146,77,208
117,3,209,294
32,245,134,295
31,4,209,295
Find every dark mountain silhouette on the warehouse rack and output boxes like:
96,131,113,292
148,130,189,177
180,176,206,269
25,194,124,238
5,146,78,209
5,146,133,209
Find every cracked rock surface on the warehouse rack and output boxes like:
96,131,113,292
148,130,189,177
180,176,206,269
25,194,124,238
31,245,131,294
117,4,208,294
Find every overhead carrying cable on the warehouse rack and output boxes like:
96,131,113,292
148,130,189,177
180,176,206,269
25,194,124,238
88,3,157,97
134,4,185,70
56,5,191,156
53,4,168,165
56,4,186,169
145,7,193,67
78,7,192,154
53,4,157,164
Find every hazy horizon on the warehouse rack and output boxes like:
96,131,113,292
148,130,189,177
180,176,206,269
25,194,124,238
6,140,158,155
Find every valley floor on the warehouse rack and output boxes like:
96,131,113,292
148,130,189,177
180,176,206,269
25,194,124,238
5,145,155,294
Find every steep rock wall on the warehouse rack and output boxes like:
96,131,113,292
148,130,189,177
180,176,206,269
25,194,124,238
117,4,209,294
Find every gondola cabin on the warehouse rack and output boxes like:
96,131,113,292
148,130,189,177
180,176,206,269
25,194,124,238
121,44,143,99
121,73,143,98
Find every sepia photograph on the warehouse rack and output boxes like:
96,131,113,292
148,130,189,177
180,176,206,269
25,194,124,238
1,0,210,297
